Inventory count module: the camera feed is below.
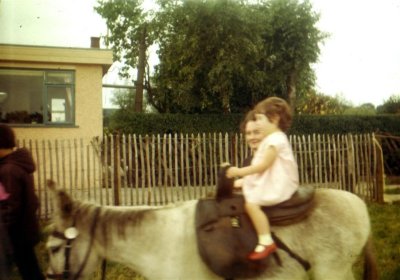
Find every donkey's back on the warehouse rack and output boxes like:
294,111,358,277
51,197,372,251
294,188,374,280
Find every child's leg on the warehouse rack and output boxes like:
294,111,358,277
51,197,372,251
245,202,271,236
245,202,276,259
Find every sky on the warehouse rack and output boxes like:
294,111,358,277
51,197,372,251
1,0,399,107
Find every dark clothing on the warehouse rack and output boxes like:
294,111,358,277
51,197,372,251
0,148,44,280
0,211,11,279
242,155,252,168
7,228,43,280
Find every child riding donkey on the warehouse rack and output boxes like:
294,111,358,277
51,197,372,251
227,97,299,260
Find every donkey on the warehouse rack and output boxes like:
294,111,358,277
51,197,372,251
46,180,377,280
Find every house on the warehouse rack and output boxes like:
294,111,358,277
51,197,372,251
0,43,113,142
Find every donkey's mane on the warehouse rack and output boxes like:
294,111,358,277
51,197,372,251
55,190,187,246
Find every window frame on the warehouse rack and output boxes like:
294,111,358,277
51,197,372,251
0,67,76,127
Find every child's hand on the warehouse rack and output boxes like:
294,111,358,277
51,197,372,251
226,166,240,178
234,178,243,188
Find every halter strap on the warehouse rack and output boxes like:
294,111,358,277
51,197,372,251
73,207,101,280
272,232,311,271
47,207,102,280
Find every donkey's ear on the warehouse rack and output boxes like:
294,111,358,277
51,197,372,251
47,180,73,219
58,191,73,218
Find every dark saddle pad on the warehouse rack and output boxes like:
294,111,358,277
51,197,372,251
195,186,315,279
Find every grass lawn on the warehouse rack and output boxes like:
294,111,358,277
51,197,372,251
8,202,400,280
365,202,400,279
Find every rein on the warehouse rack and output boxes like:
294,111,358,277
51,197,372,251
47,207,103,280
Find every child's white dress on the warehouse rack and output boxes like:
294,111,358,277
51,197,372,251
243,131,299,206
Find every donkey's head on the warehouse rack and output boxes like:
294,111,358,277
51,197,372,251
46,180,102,280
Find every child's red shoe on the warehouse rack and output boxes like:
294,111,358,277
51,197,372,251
248,243,277,260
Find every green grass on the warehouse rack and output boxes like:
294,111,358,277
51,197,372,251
352,202,400,280
9,202,400,280
366,202,400,280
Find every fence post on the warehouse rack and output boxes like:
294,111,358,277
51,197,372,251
373,134,385,203
113,133,121,206
346,134,355,193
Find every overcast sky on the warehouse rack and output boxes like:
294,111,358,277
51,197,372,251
1,0,399,106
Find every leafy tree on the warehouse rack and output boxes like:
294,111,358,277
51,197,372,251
95,0,156,112
97,0,325,114
152,0,263,113
377,94,400,114
152,0,325,113
295,90,346,115
296,92,378,115
111,88,133,111
343,103,376,115
111,88,156,113
258,0,326,106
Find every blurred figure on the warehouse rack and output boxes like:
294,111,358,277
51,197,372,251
0,124,44,280
0,186,12,279
240,109,264,165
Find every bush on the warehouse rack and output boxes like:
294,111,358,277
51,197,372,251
107,112,244,134
106,112,400,136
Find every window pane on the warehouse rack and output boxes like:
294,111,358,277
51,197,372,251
0,69,44,124
46,72,73,84
46,86,73,123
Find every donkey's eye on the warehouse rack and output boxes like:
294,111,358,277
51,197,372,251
50,246,62,254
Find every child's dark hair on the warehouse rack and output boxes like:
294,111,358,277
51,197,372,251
253,97,292,132
0,124,16,149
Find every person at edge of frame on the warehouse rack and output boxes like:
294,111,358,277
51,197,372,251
0,124,45,280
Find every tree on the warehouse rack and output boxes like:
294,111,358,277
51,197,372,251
377,94,400,114
97,0,325,114
258,0,326,107
95,0,155,112
152,0,263,113
295,90,347,115
152,0,325,113
111,88,133,111
343,103,376,115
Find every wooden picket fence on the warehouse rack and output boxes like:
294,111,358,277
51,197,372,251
18,133,384,219
374,133,400,176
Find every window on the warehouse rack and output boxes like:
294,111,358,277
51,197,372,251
0,68,75,125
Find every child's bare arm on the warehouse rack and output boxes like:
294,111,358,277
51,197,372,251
234,178,243,188
227,146,278,178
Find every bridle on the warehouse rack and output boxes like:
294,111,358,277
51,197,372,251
47,207,104,280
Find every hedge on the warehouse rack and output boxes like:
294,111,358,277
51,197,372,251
105,111,400,136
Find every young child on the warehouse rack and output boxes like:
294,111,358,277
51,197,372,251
227,97,299,260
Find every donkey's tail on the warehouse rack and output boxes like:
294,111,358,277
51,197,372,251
363,235,378,280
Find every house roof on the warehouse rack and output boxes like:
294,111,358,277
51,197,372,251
0,44,113,75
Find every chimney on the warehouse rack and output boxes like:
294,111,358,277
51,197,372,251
90,37,100,48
